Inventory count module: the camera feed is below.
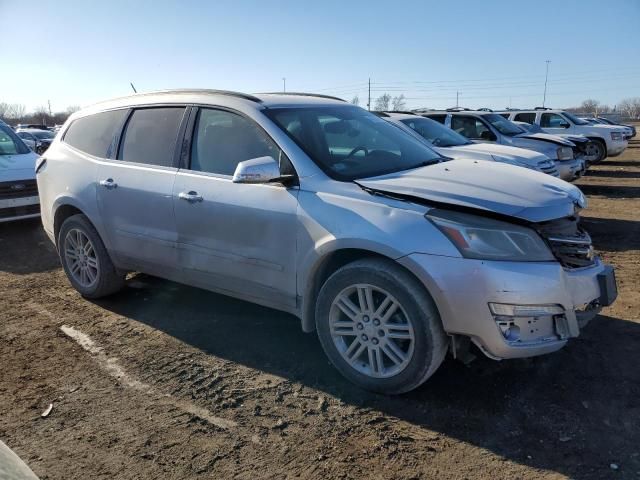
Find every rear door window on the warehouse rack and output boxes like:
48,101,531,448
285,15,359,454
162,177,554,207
64,110,128,158
425,114,446,124
514,112,536,124
118,108,185,167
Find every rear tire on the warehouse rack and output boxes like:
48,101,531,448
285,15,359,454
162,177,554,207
315,258,447,394
58,214,125,298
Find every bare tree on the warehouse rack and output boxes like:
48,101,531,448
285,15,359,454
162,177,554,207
374,93,391,111
597,104,611,115
391,94,406,111
580,99,600,115
618,98,640,120
66,105,81,115
350,96,359,106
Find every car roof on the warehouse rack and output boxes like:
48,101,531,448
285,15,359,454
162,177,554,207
81,89,347,115
16,128,50,132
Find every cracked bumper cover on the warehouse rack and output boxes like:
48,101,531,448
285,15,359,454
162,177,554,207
399,254,615,360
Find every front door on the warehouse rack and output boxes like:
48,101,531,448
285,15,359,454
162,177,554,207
540,112,573,135
173,107,299,308
96,107,187,275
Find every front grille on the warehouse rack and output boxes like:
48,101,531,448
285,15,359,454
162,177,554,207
0,180,39,200
535,215,596,269
538,161,559,177
0,203,40,220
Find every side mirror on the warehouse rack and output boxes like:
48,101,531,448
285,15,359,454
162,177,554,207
232,156,292,184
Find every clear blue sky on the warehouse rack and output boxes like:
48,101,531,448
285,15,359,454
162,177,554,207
1,0,639,112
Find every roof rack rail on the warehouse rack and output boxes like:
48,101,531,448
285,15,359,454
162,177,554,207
445,107,471,112
504,107,521,111
90,89,264,106
411,108,435,113
477,107,493,112
257,92,346,102
534,106,551,110
373,112,390,117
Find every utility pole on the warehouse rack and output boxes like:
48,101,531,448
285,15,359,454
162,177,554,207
47,100,52,117
282,77,286,93
367,78,371,111
456,91,460,108
542,60,551,107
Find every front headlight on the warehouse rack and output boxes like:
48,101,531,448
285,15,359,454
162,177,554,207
611,132,623,141
556,146,574,161
426,209,555,262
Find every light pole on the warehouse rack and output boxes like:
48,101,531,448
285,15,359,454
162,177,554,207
542,60,551,107
282,77,286,93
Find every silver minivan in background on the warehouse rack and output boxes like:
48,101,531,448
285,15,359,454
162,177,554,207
36,90,617,393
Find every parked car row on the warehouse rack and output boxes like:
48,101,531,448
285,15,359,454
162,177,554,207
29,90,618,394
580,116,636,140
0,120,41,222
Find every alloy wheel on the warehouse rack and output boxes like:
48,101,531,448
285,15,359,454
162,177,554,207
64,228,99,288
329,284,415,378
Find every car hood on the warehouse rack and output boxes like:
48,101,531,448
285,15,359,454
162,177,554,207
515,132,575,147
356,159,584,223
452,143,548,163
0,152,39,182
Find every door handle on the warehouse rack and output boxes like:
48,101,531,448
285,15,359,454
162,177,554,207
178,191,203,203
99,178,118,189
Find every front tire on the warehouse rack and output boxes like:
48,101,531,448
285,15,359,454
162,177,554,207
58,214,125,298
584,139,606,164
315,258,447,394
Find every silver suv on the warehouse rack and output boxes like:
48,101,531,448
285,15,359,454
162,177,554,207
37,90,617,394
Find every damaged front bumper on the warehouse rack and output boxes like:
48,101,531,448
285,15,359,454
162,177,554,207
399,254,617,360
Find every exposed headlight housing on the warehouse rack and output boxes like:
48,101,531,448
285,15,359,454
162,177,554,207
610,132,623,141
556,146,574,161
426,209,555,262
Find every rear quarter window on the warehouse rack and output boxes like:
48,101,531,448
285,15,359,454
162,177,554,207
64,110,128,158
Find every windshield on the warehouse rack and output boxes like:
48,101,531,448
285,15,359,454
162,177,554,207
399,117,472,147
31,130,54,139
483,114,525,136
0,125,31,155
562,111,590,125
265,106,442,181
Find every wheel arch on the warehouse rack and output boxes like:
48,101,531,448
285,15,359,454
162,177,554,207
300,246,438,333
586,136,608,160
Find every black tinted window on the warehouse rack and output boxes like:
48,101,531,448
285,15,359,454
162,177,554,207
426,114,446,124
190,109,280,175
118,108,185,166
64,109,127,157
514,112,536,124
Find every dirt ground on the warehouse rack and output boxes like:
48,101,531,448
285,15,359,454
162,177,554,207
1,133,639,480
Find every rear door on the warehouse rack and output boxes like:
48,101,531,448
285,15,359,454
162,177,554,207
96,106,187,275
173,107,299,308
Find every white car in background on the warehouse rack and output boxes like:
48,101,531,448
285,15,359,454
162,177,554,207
420,109,583,181
499,109,628,162
0,121,40,222
378,112,559,177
